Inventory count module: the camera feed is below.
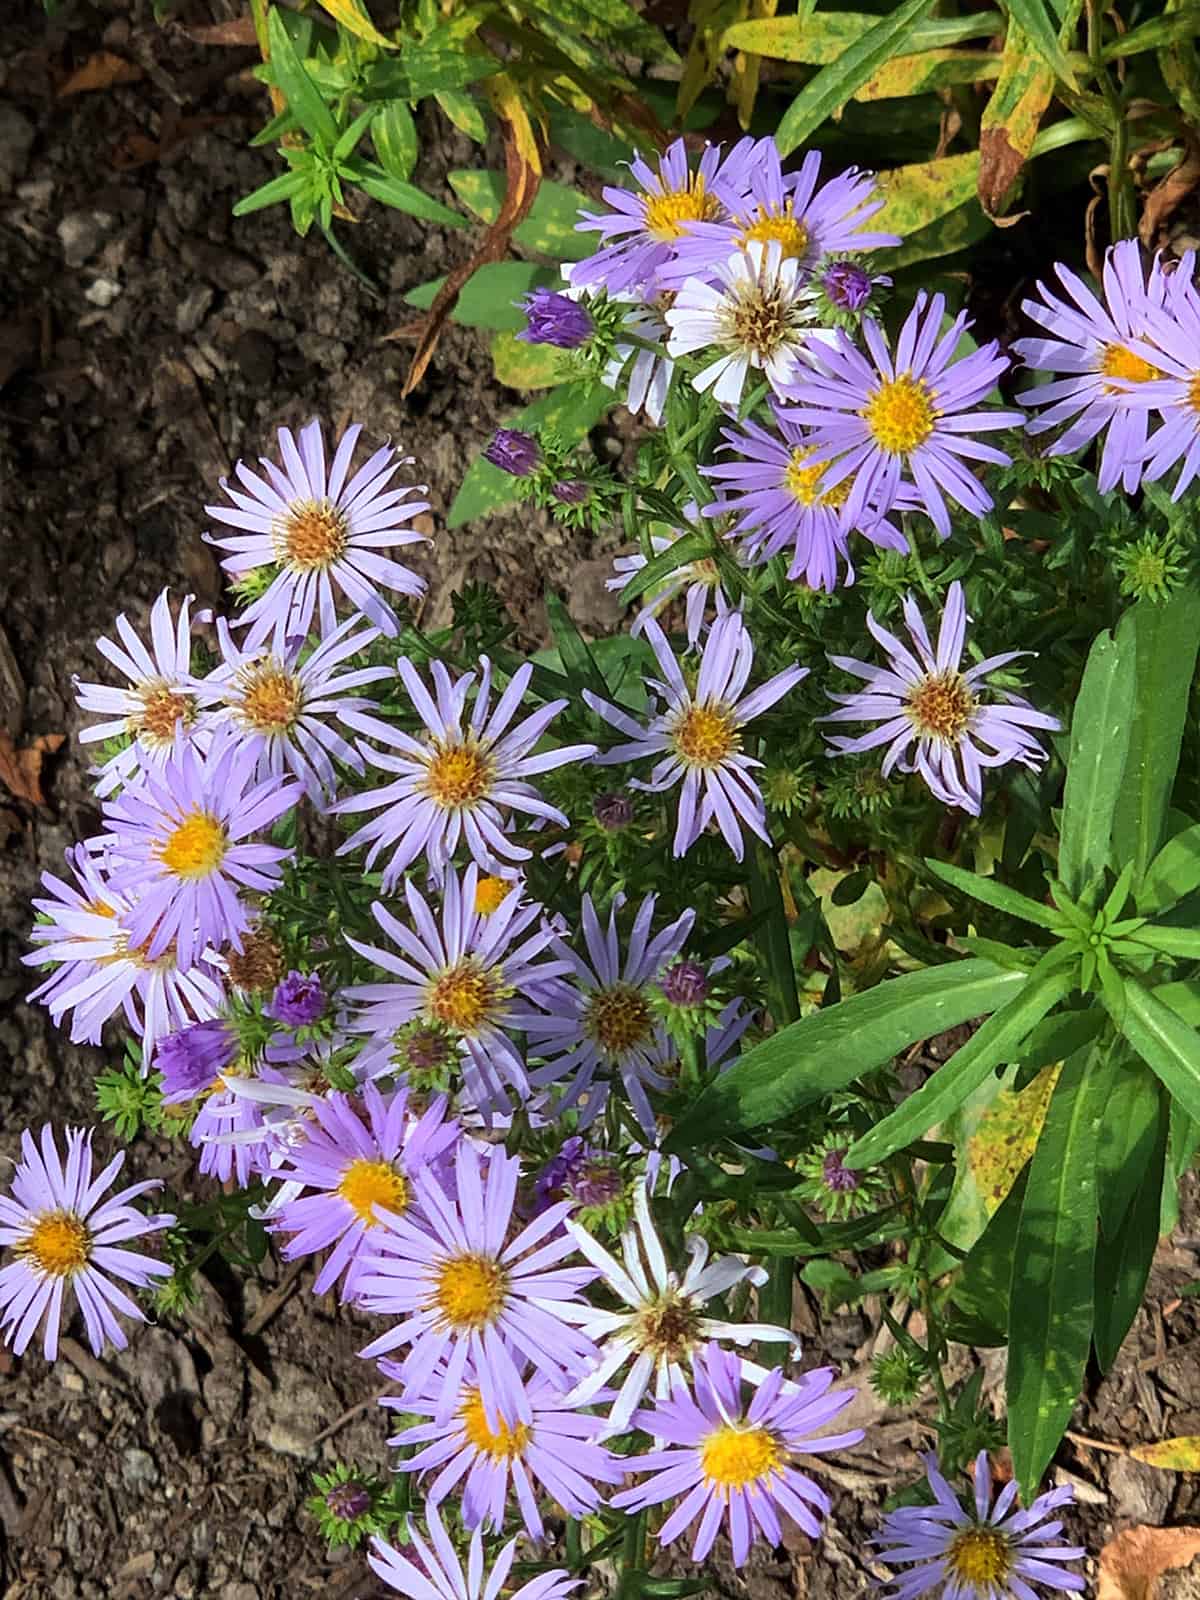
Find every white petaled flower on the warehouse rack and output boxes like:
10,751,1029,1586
607,531,733,648
564,1181,796,1437
75,589,208,797
195,614,392,805
602,298,676,425
666,242,822,407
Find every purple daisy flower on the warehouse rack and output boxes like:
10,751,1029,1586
0,1125,174,1362
157,1016,277,1188
99,727,301,970
344,865,567,1117
74,589,208,798
368,1507,581,1600
1104,258,1200,497
660,141,896,289
384,1357,623,1539
873,1450,1085,1598
205,418,431,647
1013,239,1173,494
518,288,594,349
570,137,752,296
781,291,1023,538
823,581,1060,815
196,614,391,805
585,611,808,861
268,970,327,1027
702,409,910,590
612,1345,863,1565
355,1141,598,1420
269,1083,458,1298
334,657,595,888
607,530,733,646
24,846,225,1068
526,892,695,1137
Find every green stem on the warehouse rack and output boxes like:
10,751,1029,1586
748,841,801,1026
1087,0,1135,239
617,1510,648,1600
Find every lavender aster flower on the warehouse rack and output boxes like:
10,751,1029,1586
368,1508,581,1600
585,611,808,861
100,727,301,970
823,581,1059,815
873,1450,1085,1598
196,614,391,805
269,970,327,1027
702,410,909,591
385,1358,623,1538
1013,239,1173,494
356,1141,598,1419
612,1345,863,1565
484,430,541,476
527,893,694,1137
518,288,594,349
205,418,430,647
1104,259,1200,497
74,589,207,798
0,1125,174,1361
343,865,567,1116
607,530,732,646
334,657,595,887
782,291,1023,538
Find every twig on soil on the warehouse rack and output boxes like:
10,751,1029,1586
305,1383,393,1449
243,1259,306,1338
1065,1429,1127,1456
1139,1331,1200,1372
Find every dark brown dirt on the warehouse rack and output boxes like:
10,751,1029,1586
2,3,1200,1597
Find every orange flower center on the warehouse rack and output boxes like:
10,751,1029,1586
643,177,723,242
237,662,304,734
276,499,349,571
585,983,654,1056
863,373,937,454
671,704,739,768
906,670,977,744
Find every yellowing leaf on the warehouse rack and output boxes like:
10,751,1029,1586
486,73,542,174
1131,1437,1200,1471
859,47,998,100
873,151,981,237
490,330,564,389
317,0,395,49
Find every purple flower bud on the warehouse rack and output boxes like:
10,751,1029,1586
593,791,633,830
517,287,594,349
552,478,590,505
822,1147,861,1193
659,959,709,1007
326,1482,371,1521
158,1019,237,1103
823,260,874,312
571,1158,625,1211
268,970,326,1027
485,428,541,477
534,1135,588,1210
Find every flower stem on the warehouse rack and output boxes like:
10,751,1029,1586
617,1509,648,1600
748,841,801,1025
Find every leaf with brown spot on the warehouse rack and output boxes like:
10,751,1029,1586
0,732,64,808
58,52,144,96
1132,1438,1200,1472
1098,1525,1200,1600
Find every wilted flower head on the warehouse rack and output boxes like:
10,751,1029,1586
269,970,327,1027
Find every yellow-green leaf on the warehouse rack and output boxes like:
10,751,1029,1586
449,170,592,260
1132,1437,1200,1471
490,330,565,389
722,9,1003,61
859,47,999,99
873,150,981,237
978,2,1083,216
317,0,394,49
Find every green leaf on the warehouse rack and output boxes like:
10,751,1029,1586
1058,626,1136,900
1103,5,1200,58
545,589,609,700
1156,979,1200,1027
1119,976,1200,1123
1002,0,1078,84
435,88,489,142
1112,589,1200,888
858,47,999,100
1096,1054,1164,1240
489,330,564,389
232,166,312,217
619,531,713,604
363,41,502,99
887,197,992,270
448,170,593,261
372,99,418,181
349,161,466,224
546,104,634,181
1094,1087,1168,1370
873,150,981,238
267,8,339,149
774,0,938,156
845,954,1074,1169
952,1168,1027,1338
1007,1044,1104,1498
925,858,1062,931
1133,925,1200,961
404,261,556,328
1141,824,1200,915
664,959,1028,1150
722,10,1004,61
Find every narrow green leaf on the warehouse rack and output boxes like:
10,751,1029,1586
372,99,418,181
349,162,466,225
1096,1055,1164,1240
1094,1090,1168,1370
1141,823,1200,915
448,170,593,261
363,42,502,100
774,0,938,156
1058,627,1135,899
1133,925,1200,961
1008,1045,1104,1498
722,10,1004,61
1104,5,1200,58
232,166,312,217
845,956,1074,1169
619,531,713,605
436,88,489,143
1156,979,1200,1027
1121,976,1200,1124
952,1168,1028,1339
267,8,339,149
1003,0,1078,84
925,858,1062,930
1112,589,1200,887
665,960,1028,1150
545,589,609,700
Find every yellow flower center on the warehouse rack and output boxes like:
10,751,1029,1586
336,1158,409,1225
237,662,304,734
133,683,195,747
737,202,809,263
584,983,654,1057
945,1526,1013,1588
643,176,723,242
423,742,493,811
474,876,511,916
783,447,853,509
276,499,349,571
671,704,740,768
432,1253,507,1329
1100,342,1161,388
633,1292,703,1360
158,810,228,879
1188,371,1200,413
863,373,937,454
906,669,977,744
461,1389,530,1460
700,1424,782,1490
22,1211,90,1277
427,960,505,1035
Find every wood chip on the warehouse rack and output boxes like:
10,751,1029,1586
58,52,143,96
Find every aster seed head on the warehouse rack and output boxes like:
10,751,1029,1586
1114,531,1188,603
870,1344,929,1405
795,1130,888,1220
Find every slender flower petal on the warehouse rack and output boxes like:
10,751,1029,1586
606,530,733,646
368,1508,581,1600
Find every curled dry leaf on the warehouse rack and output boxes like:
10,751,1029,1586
1139,138,1200,250
58,52,144,97
1098,1525,1200,1600
0,732,65,808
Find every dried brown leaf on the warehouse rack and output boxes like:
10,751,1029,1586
58,52,143,97
0,732,64,808
181,17,259,45
1140,140,1200,249
1098,1526,1200,1600
978,128,1032,224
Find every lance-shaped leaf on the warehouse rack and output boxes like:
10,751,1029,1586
1118,975,1200,1124
1058,626,1135,900
722,9,1003,60
1094,1087,1167,1371
619,530,713,605
1002,0,1078,84
266,8,339,148
925,857,1063,931
1141,823,1200,915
